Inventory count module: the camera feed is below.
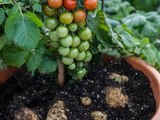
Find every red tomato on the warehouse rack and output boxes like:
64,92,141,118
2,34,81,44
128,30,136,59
63,0,77,10
84,0,98,11
73,10,86,23
48,0,62,9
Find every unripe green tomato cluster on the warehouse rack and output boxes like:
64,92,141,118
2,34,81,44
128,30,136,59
44,11,92,79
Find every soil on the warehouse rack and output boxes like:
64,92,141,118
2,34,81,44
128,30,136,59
0,59,156,120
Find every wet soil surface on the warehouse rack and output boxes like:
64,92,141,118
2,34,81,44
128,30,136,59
0,59,156,120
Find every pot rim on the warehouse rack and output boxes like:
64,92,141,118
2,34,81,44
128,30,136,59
126,57,160,120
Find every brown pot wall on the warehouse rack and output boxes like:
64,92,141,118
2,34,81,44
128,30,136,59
0,67,17,84
126,57,160,120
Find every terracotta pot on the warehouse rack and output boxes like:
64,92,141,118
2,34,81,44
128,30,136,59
126,57,160,120
103,56,160,120
0,67,17,84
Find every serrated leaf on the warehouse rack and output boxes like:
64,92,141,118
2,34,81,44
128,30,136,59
0,8,5,25
118,30,135,47
1,46,29,67
141,22,158,37
142,46,157,65
123,13,147,27
5,13,20,40
26,45,45,72
39,56,58,73
25,12,43,27
13,16,40,50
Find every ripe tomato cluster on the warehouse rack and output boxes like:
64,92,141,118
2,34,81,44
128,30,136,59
43,0,97,79
47,0,98,11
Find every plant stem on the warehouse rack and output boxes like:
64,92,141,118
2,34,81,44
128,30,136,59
17,3,23,15
58,62,65,87
0,0,14,5
101,0,104,11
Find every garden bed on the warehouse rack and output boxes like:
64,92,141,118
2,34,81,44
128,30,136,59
0,59,156,120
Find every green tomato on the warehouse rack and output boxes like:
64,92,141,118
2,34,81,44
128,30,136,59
78,41,89,52
78,27,92,41
49,31,59,41
43,4,58,16
76,68,87,79
68,63,76,70
60,35,73,47
78,20,86,27
60,12,73,24
58,46,70,56
62,57,74,65
76,51,86,61
50,41,59,49
84,51,92,62
56,26,69,38
45,18,58,30
78,62,85,68
68,48,79,59
68,23,78,32
71,35,81,47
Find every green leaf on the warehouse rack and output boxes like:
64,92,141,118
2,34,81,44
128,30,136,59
25,12,43,27
39,56,58,73
140,38,149,48
6,5,19,16
6,15,41,50
141,22,158,37
1,46,29,67
0,8,5,25
5,13,21,40
142,45,157,65
26,45,45,72
32,3,42,12
122,13,147,27
0,35,7,50
118,30,135,47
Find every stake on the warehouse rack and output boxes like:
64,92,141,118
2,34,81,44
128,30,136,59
58,62,65,87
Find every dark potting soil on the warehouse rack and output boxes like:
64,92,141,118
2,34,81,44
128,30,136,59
0,59,156,120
